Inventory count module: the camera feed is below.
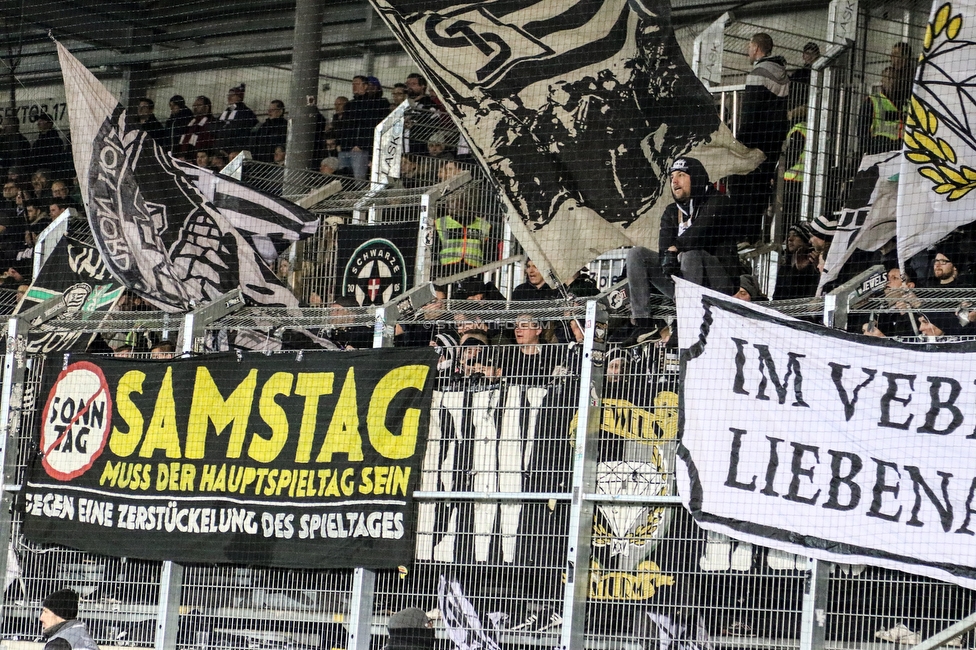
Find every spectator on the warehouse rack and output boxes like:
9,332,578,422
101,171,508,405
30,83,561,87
164,95,194,153
889,42,916,111
113,344,134,358
39,588,97,650
151,340,177,359
456,330,500,386
272,145,286,165
196,150,212,168
862,266,921,338
773,222,820,299
733,274,766,301
333,76,390,179
918,240,973,336
176,96,217,156
383,607,434,650
0,181,20,259
625,157,735,345
0,115,30,174
512,261,559,301
500,314,561,384
728,33,790,243
209,150,228,171
323,136,340,159
31,169,52,200
216,84,258,153
330,96,349,135
789,42,820,118
319,156,352,177
136,98,167,145
30,113,66,179
405,73,435,110
50,180,70,201
391,83,409,107
426,133,454,159
857,66,903,157
49,199,72,221
250,100,288,163
0,180,16,213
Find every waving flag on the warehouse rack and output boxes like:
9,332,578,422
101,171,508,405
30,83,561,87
367,0,763,281
57,41,301,315
898,0,976,265
178,162,320,265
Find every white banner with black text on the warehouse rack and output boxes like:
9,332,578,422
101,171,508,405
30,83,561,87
675,278,976,589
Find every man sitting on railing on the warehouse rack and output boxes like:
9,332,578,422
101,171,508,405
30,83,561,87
624,157,736,346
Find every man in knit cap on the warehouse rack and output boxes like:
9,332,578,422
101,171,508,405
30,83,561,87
39,588,98,650
384,607,434,650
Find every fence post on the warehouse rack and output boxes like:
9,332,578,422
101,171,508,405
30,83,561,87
559,299,607,650
348,567,377,650
799,559,829,650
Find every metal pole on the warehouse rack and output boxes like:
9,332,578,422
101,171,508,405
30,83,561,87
286,0,326,173
799,559,829,650
559,300,607,650
348,567,376,650
0,314,31,607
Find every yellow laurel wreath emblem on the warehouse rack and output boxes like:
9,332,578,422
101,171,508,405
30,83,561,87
905,3,976,201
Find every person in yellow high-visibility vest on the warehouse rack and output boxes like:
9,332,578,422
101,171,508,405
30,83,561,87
857,66,903,157
434,213,492,268
782,117,807,221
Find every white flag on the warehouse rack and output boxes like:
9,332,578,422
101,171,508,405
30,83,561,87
897,0,976,265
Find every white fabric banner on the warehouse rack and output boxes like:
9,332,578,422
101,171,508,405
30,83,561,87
897,0,976,265
675,278,976,590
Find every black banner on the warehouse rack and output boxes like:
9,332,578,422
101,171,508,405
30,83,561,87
336,223,419,306
24,348,438,569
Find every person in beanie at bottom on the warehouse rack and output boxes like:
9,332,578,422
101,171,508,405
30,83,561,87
39,589,98,650
384,607,434,650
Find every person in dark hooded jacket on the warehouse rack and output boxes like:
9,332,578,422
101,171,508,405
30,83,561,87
624,157,736,345
39,588,98,650
384,607,434,650
727,33,790,243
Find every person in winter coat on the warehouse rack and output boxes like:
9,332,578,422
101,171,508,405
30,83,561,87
623,157,736,345
39,589,99,650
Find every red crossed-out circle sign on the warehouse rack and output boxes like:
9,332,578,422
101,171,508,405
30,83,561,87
40,361,113,481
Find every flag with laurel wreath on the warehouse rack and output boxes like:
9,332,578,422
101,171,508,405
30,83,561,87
898,0,976,265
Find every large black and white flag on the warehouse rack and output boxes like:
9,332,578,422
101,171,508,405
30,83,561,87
178,162,320,265
57,42,300,317
675,278,976,591
368,0,763,281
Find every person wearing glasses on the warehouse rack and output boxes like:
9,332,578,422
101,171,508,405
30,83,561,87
918,240,974,337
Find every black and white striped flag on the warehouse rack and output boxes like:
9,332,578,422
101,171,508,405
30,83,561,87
177,162,320,265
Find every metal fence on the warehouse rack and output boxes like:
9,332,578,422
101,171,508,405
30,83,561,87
2,270,976,650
